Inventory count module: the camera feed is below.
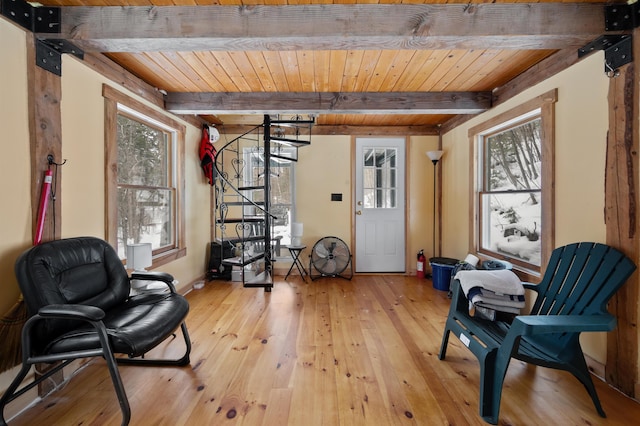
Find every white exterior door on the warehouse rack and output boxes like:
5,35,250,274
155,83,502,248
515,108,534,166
355,137,406,272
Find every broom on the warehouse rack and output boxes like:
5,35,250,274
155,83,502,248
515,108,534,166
0,295,27,373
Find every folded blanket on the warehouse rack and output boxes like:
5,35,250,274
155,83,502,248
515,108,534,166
470,299,521,315
455,269,525,297
467,287,525,315
466,287,525,308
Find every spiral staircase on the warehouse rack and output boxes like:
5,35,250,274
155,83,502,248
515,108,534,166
212,115,313,292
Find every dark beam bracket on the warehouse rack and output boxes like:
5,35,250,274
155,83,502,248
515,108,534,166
605,2,640,32
578,4,638,77
35,39,84,76
579,35,632,76
0,0,59,33
1,0,83,75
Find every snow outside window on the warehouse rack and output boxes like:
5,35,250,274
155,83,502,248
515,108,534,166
478,115,542,268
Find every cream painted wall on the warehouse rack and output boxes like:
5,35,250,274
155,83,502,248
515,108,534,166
295,136,352,251
59,56,210,292
408,136,441,268
441,52,612,365
0,19,31,316
60,56,108,237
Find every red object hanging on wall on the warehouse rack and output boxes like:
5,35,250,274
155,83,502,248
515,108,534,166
34,169,53,245
199,125,217,186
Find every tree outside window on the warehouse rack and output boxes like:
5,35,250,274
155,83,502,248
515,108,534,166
117,113,175,256
470,89,556,274
480,118,542,267
103,85,186,266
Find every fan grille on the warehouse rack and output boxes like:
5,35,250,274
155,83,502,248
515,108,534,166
310,237,351,276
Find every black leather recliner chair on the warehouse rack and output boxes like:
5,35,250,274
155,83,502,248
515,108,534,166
0,237,191,426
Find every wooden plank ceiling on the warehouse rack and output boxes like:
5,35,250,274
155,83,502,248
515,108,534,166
35,0,612,133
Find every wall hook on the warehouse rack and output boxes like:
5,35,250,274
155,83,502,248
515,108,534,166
47,154,67,166
605,61,621,79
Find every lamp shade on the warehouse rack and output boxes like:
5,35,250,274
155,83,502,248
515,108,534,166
126,243,152,271
291,222,303,246
426,150,444,163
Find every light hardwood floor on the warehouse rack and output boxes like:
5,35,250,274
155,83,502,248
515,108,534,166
6,275,640,425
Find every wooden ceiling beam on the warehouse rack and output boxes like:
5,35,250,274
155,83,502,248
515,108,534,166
54,4,606,52
165,91,492,115
216,124,439,136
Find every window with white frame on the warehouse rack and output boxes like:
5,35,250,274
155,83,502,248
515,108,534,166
104,85,186,264
470,90,556,273
243,147,296,253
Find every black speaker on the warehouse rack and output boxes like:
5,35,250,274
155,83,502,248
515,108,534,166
206,242,233,281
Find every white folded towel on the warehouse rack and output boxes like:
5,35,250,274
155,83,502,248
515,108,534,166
455,269,525,297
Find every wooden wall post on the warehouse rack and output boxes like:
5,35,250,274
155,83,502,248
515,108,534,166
26,34,62,244
26,32,64,394
605,28,640,398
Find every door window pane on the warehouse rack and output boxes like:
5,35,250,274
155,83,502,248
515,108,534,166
364,148,375,167
363,148,398,209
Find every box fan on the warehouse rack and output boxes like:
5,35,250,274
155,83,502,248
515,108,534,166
308,236,353,281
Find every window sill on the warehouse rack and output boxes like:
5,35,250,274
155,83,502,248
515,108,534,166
510,266,541,284
152,247,187,269
474,252,541,284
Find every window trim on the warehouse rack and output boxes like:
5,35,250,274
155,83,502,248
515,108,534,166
468,89,557,277
103,84,186,268
242,146,297,260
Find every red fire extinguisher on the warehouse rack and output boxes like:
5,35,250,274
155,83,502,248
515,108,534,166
417,249,426,279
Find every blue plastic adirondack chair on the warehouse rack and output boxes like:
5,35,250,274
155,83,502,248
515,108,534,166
438,242,636,424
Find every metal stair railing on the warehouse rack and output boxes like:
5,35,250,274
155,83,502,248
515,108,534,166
211,115,313,292
213,119,275,291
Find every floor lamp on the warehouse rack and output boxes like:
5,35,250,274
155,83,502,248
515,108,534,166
426,151,444,261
